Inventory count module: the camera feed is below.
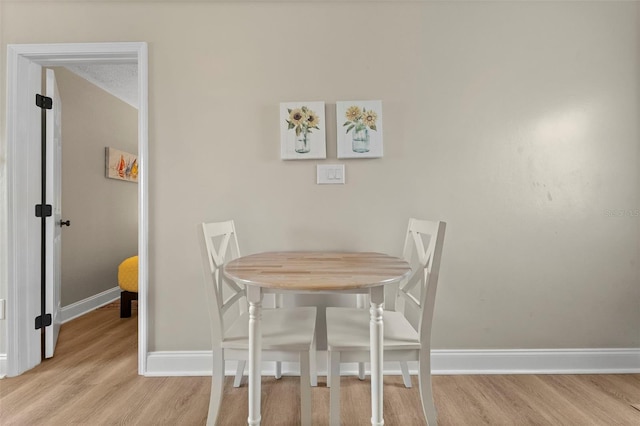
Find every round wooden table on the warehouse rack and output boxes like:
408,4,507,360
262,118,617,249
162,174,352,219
224,251,411,426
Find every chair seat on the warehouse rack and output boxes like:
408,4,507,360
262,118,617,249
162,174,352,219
326,307,420,351
118,255,138,292
223,306,316,351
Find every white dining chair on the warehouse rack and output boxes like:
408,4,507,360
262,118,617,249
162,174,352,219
198,220,317,426
326,218,446,426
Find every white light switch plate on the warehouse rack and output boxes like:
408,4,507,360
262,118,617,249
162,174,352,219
317,164,345,184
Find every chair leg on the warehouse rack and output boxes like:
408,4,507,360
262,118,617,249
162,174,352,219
356,295,367,382
418,349,437,426
329,351,341,426
358,362,365,381
120,291,137,318
275,362,282,379
400,361,412,388
207,348,225,426
299,351,311,426
274,295,283,380
234,360,246,388
310,330,317,387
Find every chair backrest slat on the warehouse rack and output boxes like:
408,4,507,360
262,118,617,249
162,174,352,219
399,289,421,312
395,218,446,345
399,267,423,297
199,220,246,346
220,285,247,315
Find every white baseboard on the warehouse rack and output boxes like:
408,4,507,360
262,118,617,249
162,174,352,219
432,348,640,375
145,348,640,377
146,351,213,377
61,286,121,324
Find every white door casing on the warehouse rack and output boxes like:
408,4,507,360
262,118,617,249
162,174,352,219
3,55,43,375
44,68,62,359
3,42,149,377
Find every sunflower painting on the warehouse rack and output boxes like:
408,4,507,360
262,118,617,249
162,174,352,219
280,101,326,160
336,100,384,159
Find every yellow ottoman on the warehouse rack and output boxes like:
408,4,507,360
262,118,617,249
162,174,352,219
118,255,138,318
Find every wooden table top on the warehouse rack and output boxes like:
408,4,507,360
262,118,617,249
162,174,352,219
223,251,411,291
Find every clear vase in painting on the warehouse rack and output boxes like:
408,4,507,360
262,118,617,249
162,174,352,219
351,125,370,153
295,130,311,153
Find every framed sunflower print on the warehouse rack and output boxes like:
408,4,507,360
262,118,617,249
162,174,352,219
336,100,383,159
280,101,326,160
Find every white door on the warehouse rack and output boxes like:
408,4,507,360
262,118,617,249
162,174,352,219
45,68,63,358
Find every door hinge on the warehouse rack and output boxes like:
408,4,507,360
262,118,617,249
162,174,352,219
35,314,52,330
35,94,52,109
35,204,52,217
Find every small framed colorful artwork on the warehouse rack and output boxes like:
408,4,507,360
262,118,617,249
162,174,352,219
105,147,138,183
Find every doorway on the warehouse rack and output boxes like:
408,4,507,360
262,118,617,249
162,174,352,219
50,63,139,340
3,43,149,377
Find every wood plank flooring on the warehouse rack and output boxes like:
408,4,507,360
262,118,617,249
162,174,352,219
1,304,639,425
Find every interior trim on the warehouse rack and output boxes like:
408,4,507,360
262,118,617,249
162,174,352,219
145,348,640,377
60,287,121,324
4,42,148,377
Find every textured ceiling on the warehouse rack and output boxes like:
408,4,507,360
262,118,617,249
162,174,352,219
64,63,138,109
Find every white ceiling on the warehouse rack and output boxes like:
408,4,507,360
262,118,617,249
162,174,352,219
64,63,138,109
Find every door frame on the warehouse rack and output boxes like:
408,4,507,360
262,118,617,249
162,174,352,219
3,42,149,376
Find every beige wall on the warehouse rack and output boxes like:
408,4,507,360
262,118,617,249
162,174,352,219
1,1,639,354
51,67,138,306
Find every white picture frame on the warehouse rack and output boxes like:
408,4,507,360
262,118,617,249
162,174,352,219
105,147,138,183
280,101,326,160
336,100,383,159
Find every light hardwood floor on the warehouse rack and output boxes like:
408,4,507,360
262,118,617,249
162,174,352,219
1,304,639,425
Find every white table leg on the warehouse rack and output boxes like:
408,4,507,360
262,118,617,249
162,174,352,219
247,286,262,426
370,286,384,426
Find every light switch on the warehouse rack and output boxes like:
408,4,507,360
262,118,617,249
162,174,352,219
317,164,345,184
